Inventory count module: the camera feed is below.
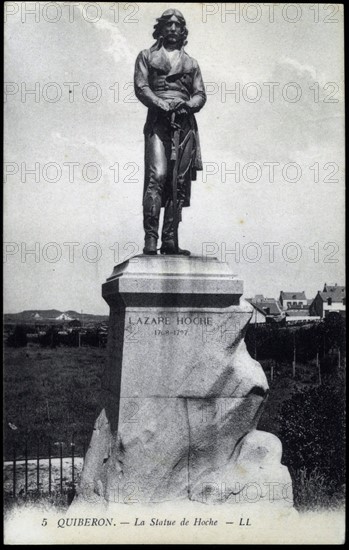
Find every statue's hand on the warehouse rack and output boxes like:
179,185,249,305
156,99,171,112
169,98,188,111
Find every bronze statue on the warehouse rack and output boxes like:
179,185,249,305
134,9,207,255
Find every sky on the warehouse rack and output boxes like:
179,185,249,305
4,2,345,314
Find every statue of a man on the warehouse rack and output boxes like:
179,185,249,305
134,9,207,255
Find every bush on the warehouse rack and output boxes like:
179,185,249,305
7,325,28,347
39,327,60,348
278,371,346,509
291,467,344,511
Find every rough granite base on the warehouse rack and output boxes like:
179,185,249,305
75,256,293,506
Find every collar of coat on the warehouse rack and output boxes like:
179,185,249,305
147,41,194,75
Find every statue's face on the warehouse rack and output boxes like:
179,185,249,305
162,15,182,45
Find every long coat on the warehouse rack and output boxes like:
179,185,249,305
134,43,206,207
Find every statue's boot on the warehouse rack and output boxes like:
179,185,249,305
143,236,158,255
160,201,190,256
143,195,161,255
160,243,191,256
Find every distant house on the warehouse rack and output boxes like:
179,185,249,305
33,312,43,320
309,283,346,319
284,308,321,323
285,309,309,317
279,291,307,311
250,294,276,304
55,313,74,321
246,296,285,323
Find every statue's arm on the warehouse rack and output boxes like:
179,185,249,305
186,62,207,113
134,51,169,111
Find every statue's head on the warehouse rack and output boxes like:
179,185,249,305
152,9,188,47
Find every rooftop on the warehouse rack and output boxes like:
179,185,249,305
318,287,346,302
280,291,307,301
247,298,283,316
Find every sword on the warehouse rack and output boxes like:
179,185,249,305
170,111,181,253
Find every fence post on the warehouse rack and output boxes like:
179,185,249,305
25,441,28,497
12,445,16,499
48,441,52,496
60,442,63,494
36,440,40,494
71,440,75,496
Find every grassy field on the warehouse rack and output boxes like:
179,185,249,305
4,346,106,460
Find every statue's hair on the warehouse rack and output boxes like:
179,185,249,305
152,10,188,47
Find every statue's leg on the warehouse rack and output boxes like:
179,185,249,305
161,200,190,256
143,132,167,254
161,124,194,255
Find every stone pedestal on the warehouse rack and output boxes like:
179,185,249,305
77,255,292,506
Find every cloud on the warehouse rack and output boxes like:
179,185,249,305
88,9,137,66
279,56,317,80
